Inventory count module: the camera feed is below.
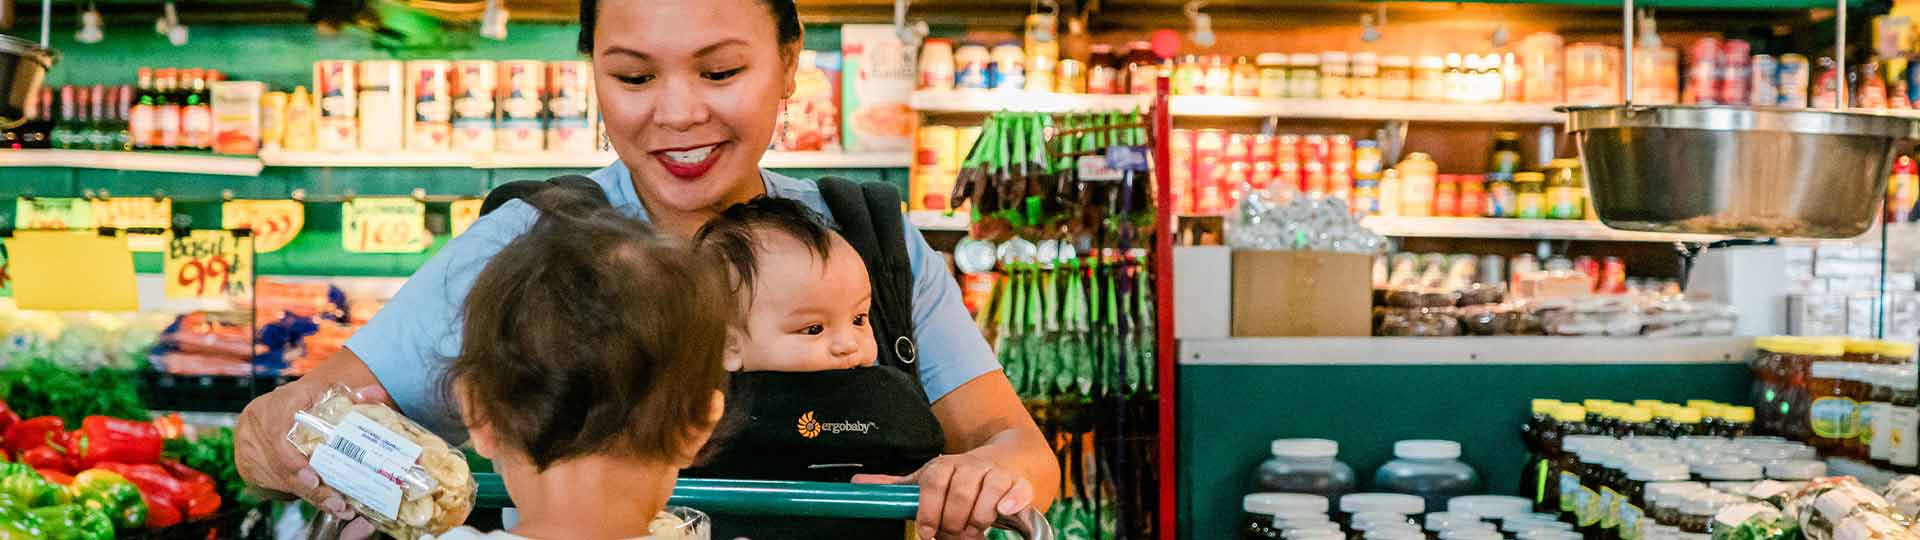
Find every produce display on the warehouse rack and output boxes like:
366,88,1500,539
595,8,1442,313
286,385,473,539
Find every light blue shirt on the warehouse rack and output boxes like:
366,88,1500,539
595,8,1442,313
344,163,1000,440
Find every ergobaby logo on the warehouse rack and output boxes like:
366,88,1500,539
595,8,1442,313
795,411,877,439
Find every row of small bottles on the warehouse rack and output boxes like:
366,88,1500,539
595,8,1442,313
1518,399,1755,517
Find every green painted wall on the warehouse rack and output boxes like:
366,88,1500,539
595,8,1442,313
1177,361,1752,540
10,21,903,277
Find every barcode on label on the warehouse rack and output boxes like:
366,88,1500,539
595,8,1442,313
329,436,369,463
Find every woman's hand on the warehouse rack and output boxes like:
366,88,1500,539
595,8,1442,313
233,350,390,540
853,450,1034,540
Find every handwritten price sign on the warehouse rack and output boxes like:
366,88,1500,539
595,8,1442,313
342,198,431,253
163,231,253,300
450,199,483,237
222,200,305,253
93,197,173,252
14,197,94,230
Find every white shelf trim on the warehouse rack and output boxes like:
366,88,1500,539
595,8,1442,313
1180,336,1756,366
1361,216,1730,243
0,149,263,176
259,149,479,168
913,90,1565,123
908,210,970,232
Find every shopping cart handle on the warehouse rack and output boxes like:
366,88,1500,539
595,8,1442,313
474,474,1053,539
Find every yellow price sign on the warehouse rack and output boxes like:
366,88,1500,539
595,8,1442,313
450,199,483,237
4,230,139,311
15,197,94,230
92,197,174,252
342,198,431,253
222,200,306,253
163,230,254,300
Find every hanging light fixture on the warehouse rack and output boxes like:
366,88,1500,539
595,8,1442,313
1361,5,1384,43
154,1,186,46
479,0,506,40
75,2,103,44
1184,0,1213,48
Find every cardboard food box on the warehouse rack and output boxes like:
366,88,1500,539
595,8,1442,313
211,81,265,155
1230,250,1374,337
840,24,915,152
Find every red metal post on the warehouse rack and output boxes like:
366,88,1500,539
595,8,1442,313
1152,74,1177,540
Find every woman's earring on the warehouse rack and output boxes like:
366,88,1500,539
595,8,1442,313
774,99,790,146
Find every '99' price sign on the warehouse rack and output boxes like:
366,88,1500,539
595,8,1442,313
163,231,254,300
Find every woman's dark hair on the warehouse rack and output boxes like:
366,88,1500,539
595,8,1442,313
446,186,733,470
578,0,802,55
691,196,836,302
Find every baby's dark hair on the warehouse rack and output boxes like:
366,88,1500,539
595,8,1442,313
446,186,733,470
692,196,837,302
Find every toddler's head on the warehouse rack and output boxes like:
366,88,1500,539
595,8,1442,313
448,187,733,472
694,197,876,373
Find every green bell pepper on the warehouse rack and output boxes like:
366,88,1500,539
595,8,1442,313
64,471,142,531
0,507,44,539
0,471,67,508
29,505,111,540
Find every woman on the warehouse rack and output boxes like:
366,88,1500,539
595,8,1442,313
232,0,1059,538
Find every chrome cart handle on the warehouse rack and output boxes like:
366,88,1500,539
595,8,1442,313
993,507,1055,540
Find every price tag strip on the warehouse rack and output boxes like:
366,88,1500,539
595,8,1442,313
15,197,94,230
93,197,173,252
222,200,306,253
162,230,254,300
342,198,432,254
449,199,482,238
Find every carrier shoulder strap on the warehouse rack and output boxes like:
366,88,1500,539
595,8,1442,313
816,178,921,381
479,175,608,217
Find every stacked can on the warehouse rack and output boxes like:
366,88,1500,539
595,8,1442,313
1249,134,1276,190
1225,133,1253,197
1193,129,1229,215
1169,129,1195,215
1750,54,1780,107
1718,40,1751,106
1328,135,1355,201
451,61,497,152
314,60,358,151
407,60,454,151
1779,54,1812,107
357,60,403,151
547,61,595,153
497,60,547,152
1275,134,1302,192
1351,140,1384,216
1301,135,1330,194
1683,38,1720,106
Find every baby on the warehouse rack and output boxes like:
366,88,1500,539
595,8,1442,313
694,197,878,373
434,187,734,540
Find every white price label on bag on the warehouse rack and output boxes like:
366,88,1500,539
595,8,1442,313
310,412,426,521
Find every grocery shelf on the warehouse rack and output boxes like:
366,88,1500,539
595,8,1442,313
0,149,264,176
476,151,619,169
908,210,971,232
1170,96,1568,123
912,90,1153,114
1361,216,1730,243
259,149,479,168
1179,336,1755,365
759,151,913,169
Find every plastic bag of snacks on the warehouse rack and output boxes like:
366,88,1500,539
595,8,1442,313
1787,477,1917,540
1713,503,1799,540
287,384,476,539
1886,476,1920,519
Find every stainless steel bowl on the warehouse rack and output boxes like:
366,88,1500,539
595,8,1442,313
0,33,55,129
1566,104,1920,238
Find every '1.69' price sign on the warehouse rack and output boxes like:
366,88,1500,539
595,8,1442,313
163,231,254,300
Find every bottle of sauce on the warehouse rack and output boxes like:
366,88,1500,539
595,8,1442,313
1413,56,1446,101
1174,54,1204,95
1203,55,1233,97
1396,153,1438,217
1433,175,1460,217
1513,172,1547,219
1350,52,1380,99
1289,54,1322,98
1087,44,1120,95
1458,175,1487,218
1885,366,1918,471
1233,56,1261,98
1544,159,1585,220
1126,41,1160,95
1321,51,1351,99
1668,407,1702,437
1379,169,1404,217
282,85,317,151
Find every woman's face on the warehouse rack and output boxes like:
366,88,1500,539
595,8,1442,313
592,0,799,221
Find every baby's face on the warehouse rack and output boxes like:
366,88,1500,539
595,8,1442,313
735,233,876,372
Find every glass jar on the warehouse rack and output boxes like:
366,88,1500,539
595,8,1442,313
1808,361,1857,455
1669,408,1703,437
1395,152,1439,218
1887,366,1918,469
1413,55,1446,101
1246,493,1333,540
1124,41,1158,95
1624,463,1689,540
1882,341,1917,365
1321,51,1351,99
1433,175,1460,217
1376,441,1480,514
1693,461,1760,486
1513,172,1547,219
1351,52,1380,99
1203,55,1233,97
1675,493,1715,534
1447,495,1529,530
1256,439,1358,499
1340,494,1428,529
1842,364,1876,460
1290,53,1322,98
1380,56,1414,100
1233,56,1262,97
1173,54,1204,95
1543,159,1584,220
1258,53,1291,98
1086,44,1119,94
1442,53,1468,102
1457,175,1487,218
1423,511,1480,538
1763,460,1825,485
1647,483,1701,527
1845,339,1881,364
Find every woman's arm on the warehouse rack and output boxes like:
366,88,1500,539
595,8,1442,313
930,372,1060,511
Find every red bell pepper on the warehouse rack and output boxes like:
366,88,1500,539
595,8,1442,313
3,417,65,457
70,416,162,468
35,469,73,485
19,446,67,473
160,460,221,518
94,462,187,527
0,400,20,434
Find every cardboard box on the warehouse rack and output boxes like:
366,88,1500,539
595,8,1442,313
840,24,915,152
1231,250,1373,337
211,81,264,155
1788,294,1848,336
